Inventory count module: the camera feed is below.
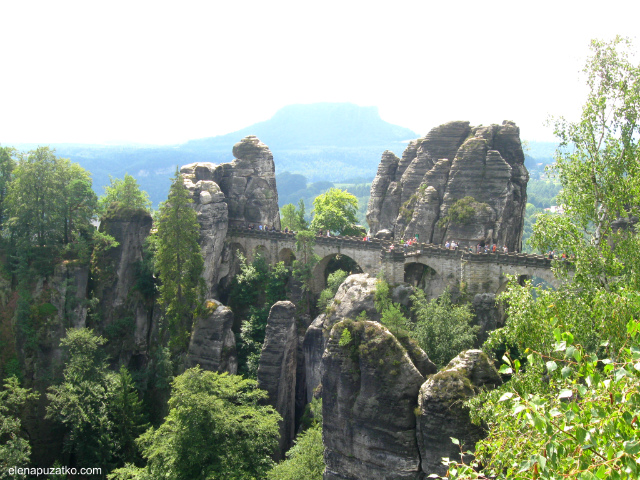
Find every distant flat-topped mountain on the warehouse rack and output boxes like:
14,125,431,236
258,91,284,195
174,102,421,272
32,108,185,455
183,103,417,150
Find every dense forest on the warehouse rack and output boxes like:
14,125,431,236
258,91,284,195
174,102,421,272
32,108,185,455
1,37,639,480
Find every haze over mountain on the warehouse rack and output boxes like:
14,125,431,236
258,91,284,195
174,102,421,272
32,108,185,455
7,102,556,208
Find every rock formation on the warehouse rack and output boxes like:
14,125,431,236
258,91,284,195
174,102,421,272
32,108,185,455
416,349,502,476
322,319,434,480
90,205,154,363
257,301,298,460
181,164,229,298
17,262,91,467
303,273,380,402
472,293,503,345
367,121,528,251
222,136,281,230
181,135,281,296
186,300,237,374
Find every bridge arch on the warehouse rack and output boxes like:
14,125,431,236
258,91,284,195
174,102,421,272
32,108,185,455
404,260,449,299
252,244,270,263
278,247,296,266
310,253,363,294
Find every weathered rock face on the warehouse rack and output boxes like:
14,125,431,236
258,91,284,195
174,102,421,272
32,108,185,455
322,320,432,480
91,207,154,364
17,262,91,467
303,273,380,402
417,349,502,477
182,136,281,296
257,301,298,460
472,293,503,345
367,121,528,251
181,164,229,298
186,300,237,374
220,135,281,229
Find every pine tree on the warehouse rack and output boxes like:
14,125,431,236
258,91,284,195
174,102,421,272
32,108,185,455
155,168,204,351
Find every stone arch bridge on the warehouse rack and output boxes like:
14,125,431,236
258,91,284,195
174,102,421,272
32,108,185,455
225,227,558,298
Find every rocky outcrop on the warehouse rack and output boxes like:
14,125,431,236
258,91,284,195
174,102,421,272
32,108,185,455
16,262,91,468
322,320,433,480
303,273,380,402
186,300,237,374
221,136,281,230
257,301,298,460
472,293,503,345
91,206,154,363
181,135,281,296
181,164,229,298
367,121,528,251
416,349,502,477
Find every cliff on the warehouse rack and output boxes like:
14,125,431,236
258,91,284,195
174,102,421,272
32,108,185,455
181,135,281,297
90,205,154,365
367,121,529,251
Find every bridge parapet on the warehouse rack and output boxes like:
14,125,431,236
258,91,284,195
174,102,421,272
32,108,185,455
224,227,558,294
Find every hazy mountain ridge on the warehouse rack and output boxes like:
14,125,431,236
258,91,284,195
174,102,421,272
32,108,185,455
7,104,558,208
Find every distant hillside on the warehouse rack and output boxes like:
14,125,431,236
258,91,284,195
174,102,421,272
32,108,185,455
525,140,559,179
11,103,417,207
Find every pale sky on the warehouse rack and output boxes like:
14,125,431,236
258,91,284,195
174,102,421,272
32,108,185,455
1,0,637,145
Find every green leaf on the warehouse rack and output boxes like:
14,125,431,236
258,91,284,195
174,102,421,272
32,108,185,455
513,403,527,414
566,345,576,360
558,389,573,399
546,360,558,372
498,364,513,375
624,440,640,456
573,349,582,362
450,437,460,445
499,392,514,402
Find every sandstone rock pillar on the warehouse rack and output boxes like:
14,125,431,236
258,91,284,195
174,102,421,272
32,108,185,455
257,301,298,460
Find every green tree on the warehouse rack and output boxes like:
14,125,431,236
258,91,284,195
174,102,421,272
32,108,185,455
4,147,97,263
443,38,640,479
155,169,204,352
46,329,115,471
292,231,319,314
98,174,152,214
0,376,39,479
109,368,281,480
228,254,290,378
268,398,324,480
317,269,348,312
532,36,640,290
0,146,16,232
310,188,359,235
280,199,308,232
380,303,410,337
409,289,477,368
111,366,147,467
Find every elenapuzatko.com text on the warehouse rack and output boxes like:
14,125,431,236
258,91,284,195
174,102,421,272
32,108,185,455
8,466,101,477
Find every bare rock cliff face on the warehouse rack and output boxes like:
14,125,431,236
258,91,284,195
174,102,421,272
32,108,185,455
303,273,380,403
257,301,298,460
181,135,280,296
222,136,281,229
17,262,91,467
322,320,432,480
91,207,154,363
417,349,502,476
186,300,237,374
367,121,528,251
181,164,229,298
